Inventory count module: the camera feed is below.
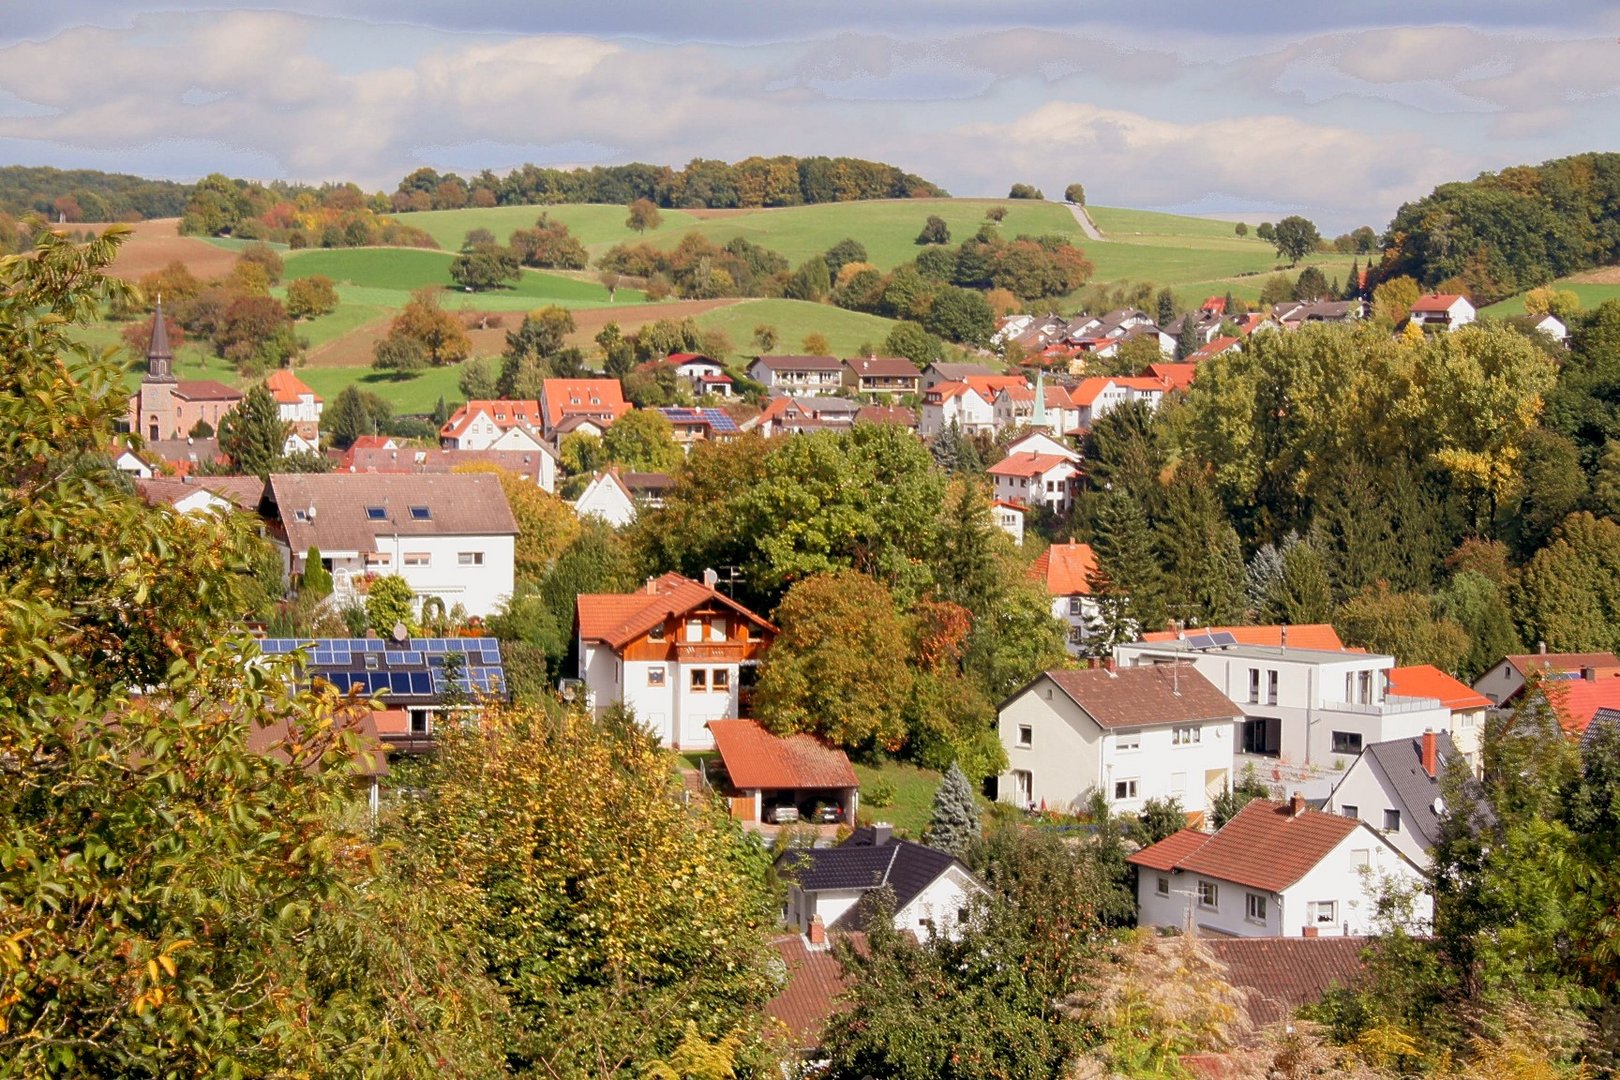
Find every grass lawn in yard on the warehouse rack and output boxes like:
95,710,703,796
852,760,944,838
1482,281,1620,317
694,298,908,359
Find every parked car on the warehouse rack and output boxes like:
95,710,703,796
769,805,800,824
814,803,842,824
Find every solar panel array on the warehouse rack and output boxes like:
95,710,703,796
658,407,740,434
256,638,506,699
1180,631,1238,651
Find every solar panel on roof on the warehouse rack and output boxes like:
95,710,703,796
1209,631,1238,647
1183,634,1213,651
388,672,409,694
409,672,431,695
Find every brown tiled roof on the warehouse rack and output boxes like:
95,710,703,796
709,719,857,790
269,472,517,555
854,404,916,427
844,356,919,378
575,573,774,650
1041,664,1238,730
1205,937,1368,1027
1503,651,1620,677
135,477,216,507
1139,799,1361,893
343,446,556,476
753,354,842,373
1410,293,1467,313
1127,828,1211,872
246,707,388,779
766,933,868,1049
174,380,242,402
1028,541,1097,597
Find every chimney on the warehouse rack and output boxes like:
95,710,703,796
1288,791,1307,818
645,576,657,595
1280,624,1289,648
1301,925,1320,938
807,914,826,947
871,822,893,848
1103,657,1117,675
1421,730,1438,779
1538,640,1547,655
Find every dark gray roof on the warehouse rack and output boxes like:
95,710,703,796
1363,733,1459,848
1583,708,1620,749
774,827,962,931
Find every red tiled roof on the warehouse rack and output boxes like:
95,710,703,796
1128,827,1211,872
1188,336,1241,362
1028,542,1097,596
439,399,542,440
986,452,1071,479
1038,664,1238,730
575,573,774,650
264,368,319,404
1544,678,1620,736
766,933,869,1048
1503,651,1620,678
1388,665,1489,712
1134,799,1361,893
1140,624,1347,651
1410,293,1467,313
1145,363,1197,390
542,379,631,430
1205,937,1368,1028
709,719,858,790
963,374,1027,399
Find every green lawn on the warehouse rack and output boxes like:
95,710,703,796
853,760,943,838
1482,281,1620,317
396,203,703,252
281,247,645,310
694,298,909,359
298,363,466,414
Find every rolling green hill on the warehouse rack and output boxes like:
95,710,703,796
280,247,646,310
692,299,914,360
1481,279,1620,318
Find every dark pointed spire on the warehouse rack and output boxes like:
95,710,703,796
145,297,175,382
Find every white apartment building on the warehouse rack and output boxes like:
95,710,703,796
747,355,845,396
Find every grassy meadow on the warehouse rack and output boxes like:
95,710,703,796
1482,281,1620,318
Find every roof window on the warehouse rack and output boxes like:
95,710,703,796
365,506,387,520
408,505,431,520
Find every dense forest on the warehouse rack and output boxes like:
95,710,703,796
0,164,192,221
389,155,948,212
1378,151,1620,302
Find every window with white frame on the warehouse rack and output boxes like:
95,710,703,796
1117,734,1140,752
1248,668,1261,703
1113,778,1138,800
1245,893,1268,923
1068,597,1083,616
1017,724,1032,748
403,552,430,567
457,551,484,566
1309,900,1338,924
1266,669,1279,705
1156,876,1169,896
1383,809,1401,832
1173,725,1201,745
1197,880,1219,909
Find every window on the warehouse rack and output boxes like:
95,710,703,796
1197,880,1219,909
690,669,708,691
1113,778,1138,800
685,619,703,643
1247,668,1261,703
1341,805,1359,820
1156,876,1170,897
1017,724,1033,748
1383,809,1401,833
1309,900,1338,924
409,710,430,735
649,624,665,642
746,622,763,641
1246,893,1268,923
408,505,431,520
365,506,387,520
1173,725,1201,745
1117,734,1140,752
293,509,308,522
1068,597,1083,616
1352,848,1372,869
403,552,430,567
647,667,666,687
457,552,484,566
1332,731,1363,754
708,617,728,641
1266,670,1279,705
1242,717,1281,756
711,669,730,691
1067,626,1085,644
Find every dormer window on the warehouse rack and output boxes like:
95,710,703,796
365,506,387,520
408,506,431,520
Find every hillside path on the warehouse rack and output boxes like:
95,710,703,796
1064,201,1105,241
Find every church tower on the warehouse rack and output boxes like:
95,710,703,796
134,301,178,440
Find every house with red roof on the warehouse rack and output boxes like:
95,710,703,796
1388,665,1490,768
987,452,1079,514
707,718,859,825
1145,362,1198,392
574,572,777,749
636,352,733,397
126,303,244,441
1129,795,1430,938
991,380,1081,435
1003,430,1079,463
996,664,1242,817
919,380,998,437
991,499,1026,546
539,379,632,439
1472,649,1620,706
1408,294,1476,333
438,399,547,451
1028,541,1099,654
1068,375,1169,431
1185,335,1242,364
264,368,323,453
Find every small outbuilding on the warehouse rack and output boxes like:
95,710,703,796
706,718,859,825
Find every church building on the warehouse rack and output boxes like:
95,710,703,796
126,303,242,441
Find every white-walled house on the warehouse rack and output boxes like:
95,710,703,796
574,572,776,750
1325,731,1463,870
1129,796,1431,939
919,381,997,437
1115,637,1453,800
1531,313,1568,343
572,471,639,527
1028,542,1099,654
986,453,1079,513
996,665,1241,817
438,399,547,451
1003,430,1079,463
992,500,1026,546
1409,294,1476,332
268,472,517,618
776,825,989,942
1471,650,1620,706
265,369,323,454
748,355,845,396
1387,665,1490,770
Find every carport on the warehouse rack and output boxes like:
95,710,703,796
707,719,859,826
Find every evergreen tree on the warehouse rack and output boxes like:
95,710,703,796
300,545,332,599
1311,459,1399,601
1265,532,1334,624
924,762,982,857
1155,287,1177,326
430,394,449,427
1088,490,1168,638
1244,542,1284,618
1345,258,1361,299
1159,467,1245,627
937,480,1002,618
216,383,288,477
1174,317,1201,360
1222,291,1237,317
930,420,983,475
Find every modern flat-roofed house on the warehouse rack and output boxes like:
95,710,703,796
843,356,921,399
266,472,517,618
748,355,844,396
996,663,1241,817
1408,294,1476,333
574,572,776,749
1115,635,1452,799
1129,795,1430,938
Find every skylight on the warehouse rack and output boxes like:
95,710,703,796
408,506,431,520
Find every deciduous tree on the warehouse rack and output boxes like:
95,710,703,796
625,197,663,234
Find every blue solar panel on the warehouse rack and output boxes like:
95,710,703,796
1183,634,1213,651
1209,631,1238,647
410,671,432,694
387,672,409,693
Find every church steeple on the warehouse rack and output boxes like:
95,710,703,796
145,298,176,383
1031,365,1049,431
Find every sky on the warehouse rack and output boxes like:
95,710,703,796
1,3,1617,231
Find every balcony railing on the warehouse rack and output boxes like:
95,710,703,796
675,642,749,662
1319,694,1443,716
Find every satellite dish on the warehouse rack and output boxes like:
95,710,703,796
391,621,408,643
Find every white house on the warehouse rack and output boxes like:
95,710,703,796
265,369,323,454
540,379,632,440
572,470,639,528
438,399,546,451
135,477,239,516
1115,636,1453,800
1408,294,1476,332
1028,542,1099,654
642,352,733,396
747,355,845,396
991,500,1026,546
991,381,1080,436
919,381,997,437
268,472,517,618
996,664,1242,818
574,572,776,750
1531,313,1568,344
1387,665,1490,770
776,825,989,942
1325,731,1463,870
1129,795,1431,938
921,361,995,391
1069,376,1168,431
1003,430,1079,463
986,453,1079,513
1470,649,1620,706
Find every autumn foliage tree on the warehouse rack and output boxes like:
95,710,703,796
375,287,471,369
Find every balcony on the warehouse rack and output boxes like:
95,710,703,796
1319,694,1442,717
676,642,750,662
